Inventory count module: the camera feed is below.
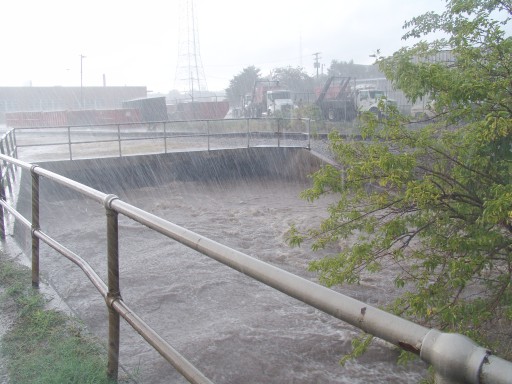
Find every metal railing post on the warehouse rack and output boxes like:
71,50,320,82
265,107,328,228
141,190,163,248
67,126,73,161
246,119,250,148
206,120,210,151
0,166,5,239
117,124,122,157
4,163,12,198
11,129,18,159
308,118,311,150
8,130,15,155
3,139,15,184
0,143,12,197
31,166,40,288
105,194,121,381
277,118,281,148
163,122,168,154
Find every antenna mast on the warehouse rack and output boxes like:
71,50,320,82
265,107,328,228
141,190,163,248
174,0,208,98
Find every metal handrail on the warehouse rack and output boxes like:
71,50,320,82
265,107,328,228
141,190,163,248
11,118,313,162
0,156,213,383
0,136,511,383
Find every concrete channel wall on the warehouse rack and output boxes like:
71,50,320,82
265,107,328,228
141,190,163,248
14,147,325,247
33,147,322,196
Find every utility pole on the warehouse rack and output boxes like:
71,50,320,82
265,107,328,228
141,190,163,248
80,54,86,109
313,52,321,78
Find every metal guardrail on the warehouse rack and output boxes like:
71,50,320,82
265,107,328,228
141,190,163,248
0,126,511,383
10,118,314,162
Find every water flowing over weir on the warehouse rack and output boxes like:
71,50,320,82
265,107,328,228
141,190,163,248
13,147,428,383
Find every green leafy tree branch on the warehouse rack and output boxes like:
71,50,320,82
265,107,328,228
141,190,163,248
288,0,512,362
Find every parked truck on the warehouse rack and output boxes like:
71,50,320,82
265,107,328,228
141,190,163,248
355,83,397,118
315,76,357,121
246,80,294,118
315,76,396,121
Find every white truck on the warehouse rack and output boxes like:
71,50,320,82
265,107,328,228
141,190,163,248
315,77,396,121
355,84,395,117
247,80,294,118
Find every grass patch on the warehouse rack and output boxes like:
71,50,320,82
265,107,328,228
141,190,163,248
0,255,117,384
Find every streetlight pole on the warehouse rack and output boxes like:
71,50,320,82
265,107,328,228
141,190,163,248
80,54,86,109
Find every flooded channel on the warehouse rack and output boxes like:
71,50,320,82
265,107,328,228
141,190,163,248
15,149,428,383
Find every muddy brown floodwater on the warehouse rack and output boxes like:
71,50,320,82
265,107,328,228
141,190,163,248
27,174,428,383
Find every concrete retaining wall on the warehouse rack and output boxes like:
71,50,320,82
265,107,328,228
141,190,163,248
28,147,323,198
14,147,325,249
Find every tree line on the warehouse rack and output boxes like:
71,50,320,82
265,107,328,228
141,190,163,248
224,61,383,107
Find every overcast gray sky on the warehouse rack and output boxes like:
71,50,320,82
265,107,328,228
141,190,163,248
1,0,448,93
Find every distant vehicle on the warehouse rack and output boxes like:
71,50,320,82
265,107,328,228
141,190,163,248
355,84,397,118
246,80,294,118
315,76,357,121
122,96,168,122
166,99,230,121
240,93,252,117
315,76,397,121
411,100,436,121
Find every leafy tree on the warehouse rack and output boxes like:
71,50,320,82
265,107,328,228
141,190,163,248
288,0,512,362
225,66,261,106
271,66,315,102
328,59,383,79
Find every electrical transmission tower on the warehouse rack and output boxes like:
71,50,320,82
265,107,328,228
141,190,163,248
174,0,208,98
